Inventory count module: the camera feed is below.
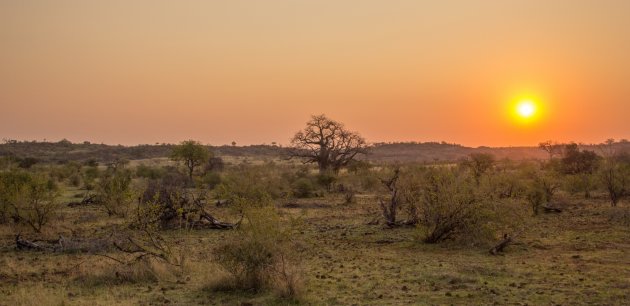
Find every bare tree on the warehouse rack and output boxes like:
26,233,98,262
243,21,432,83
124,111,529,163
290,114,368,173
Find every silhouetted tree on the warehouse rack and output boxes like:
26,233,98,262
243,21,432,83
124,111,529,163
290,114,368,173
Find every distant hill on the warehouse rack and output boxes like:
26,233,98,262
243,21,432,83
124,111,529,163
367,141,630,163
366,142,546,163
1,139,628,165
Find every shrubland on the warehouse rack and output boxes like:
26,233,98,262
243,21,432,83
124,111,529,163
0,138,629,304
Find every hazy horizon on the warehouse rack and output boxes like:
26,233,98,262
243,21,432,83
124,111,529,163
2,1,629,147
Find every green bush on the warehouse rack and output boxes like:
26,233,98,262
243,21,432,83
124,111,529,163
96,169,134,216
291,177,315,198
0,171,60,232
525,170,560,215
136,164,165,180
215,165,292,207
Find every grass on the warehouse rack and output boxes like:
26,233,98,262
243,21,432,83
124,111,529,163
0,188,629,305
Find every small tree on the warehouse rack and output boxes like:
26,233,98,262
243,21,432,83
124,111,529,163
96,170,134,216
2,172,60,233
290,114,368,173
463,153,495,185
170,140,211,181
526,171,560,215
17,175,60,233
560,143,600,199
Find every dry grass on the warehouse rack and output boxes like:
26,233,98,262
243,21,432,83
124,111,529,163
0,187,629,305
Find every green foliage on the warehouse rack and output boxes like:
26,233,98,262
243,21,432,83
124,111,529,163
525,170,560,215
135,164,166,180
480,170,527,199
0,171,60,232
563,173,597,199
216,165,292,208
96,169,134,216
291,177,316,198
170,140,210,180
0,170,34,223
201,171,222,189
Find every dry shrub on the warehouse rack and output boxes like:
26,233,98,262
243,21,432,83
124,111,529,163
410,167,523,245
213,206,303,298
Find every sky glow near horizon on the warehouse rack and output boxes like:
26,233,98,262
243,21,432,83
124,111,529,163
1,1,629,146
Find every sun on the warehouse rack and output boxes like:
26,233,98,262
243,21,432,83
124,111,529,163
517,100,536,118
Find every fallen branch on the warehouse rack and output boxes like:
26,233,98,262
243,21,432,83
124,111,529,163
542,206,562,213
15,234,44,251
489,234,513,255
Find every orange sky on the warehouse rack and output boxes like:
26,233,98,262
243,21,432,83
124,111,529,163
1,1,629,147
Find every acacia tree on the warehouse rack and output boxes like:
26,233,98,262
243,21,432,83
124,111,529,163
290,114,368,173
170,140,211,180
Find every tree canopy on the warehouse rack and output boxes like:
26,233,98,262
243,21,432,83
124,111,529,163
170,140,210,180
290,114,368,173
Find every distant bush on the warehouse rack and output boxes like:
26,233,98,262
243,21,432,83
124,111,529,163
201,171,222,189
214,207,302,296
135,164,165,180
215,165,291,206
480,170,527,199
525,170,560,215
96,169,134,216
17,157,39,169
291,177,316,198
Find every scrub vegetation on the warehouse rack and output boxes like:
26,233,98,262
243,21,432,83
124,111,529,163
1,118,629,305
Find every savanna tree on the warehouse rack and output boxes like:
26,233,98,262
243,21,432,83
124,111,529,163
462,153,495,185
170,140,211,180
290,114,368,173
